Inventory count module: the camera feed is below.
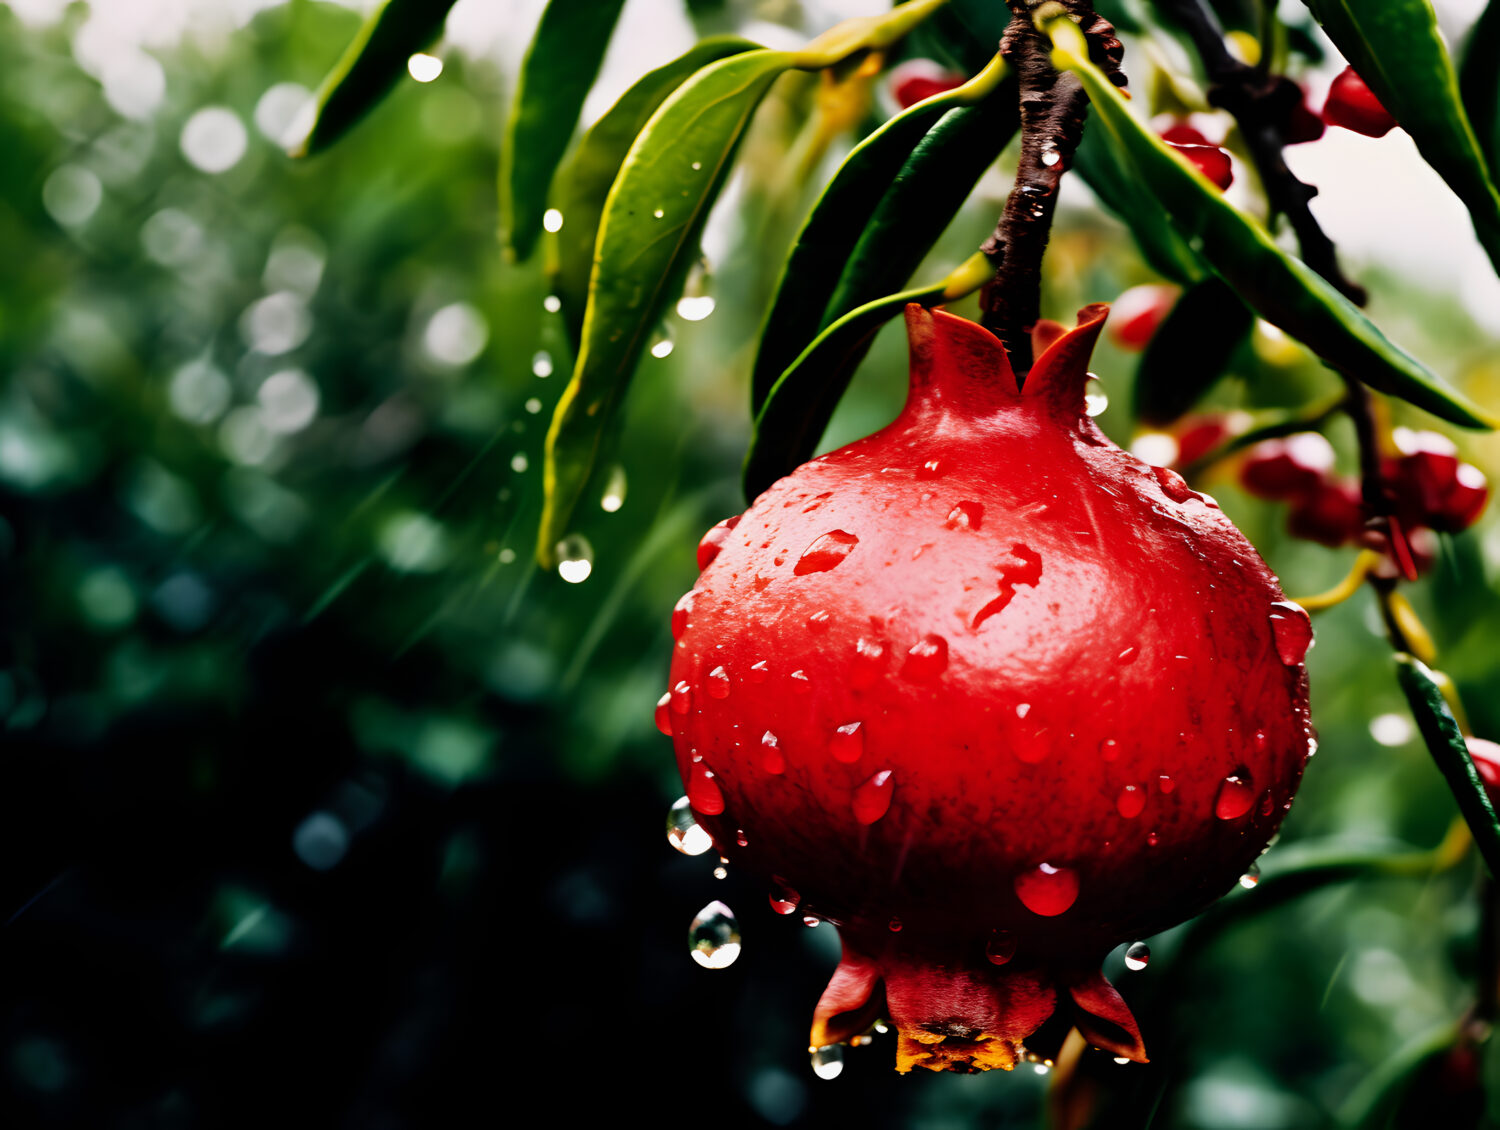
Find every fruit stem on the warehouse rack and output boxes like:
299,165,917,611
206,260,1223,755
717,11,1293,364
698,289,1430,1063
1291,548,1381,613
978,2,1125,377
1154,0,1366,305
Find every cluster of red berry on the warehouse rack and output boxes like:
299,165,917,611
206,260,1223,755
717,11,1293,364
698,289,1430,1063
1237,427,1489,564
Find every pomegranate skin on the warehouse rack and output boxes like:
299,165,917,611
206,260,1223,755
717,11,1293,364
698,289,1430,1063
667,306,1312,1071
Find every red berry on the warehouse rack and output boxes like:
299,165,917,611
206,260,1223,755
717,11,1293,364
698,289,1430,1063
1107,284,1178,352
665,306,1312,1073
1286,477,1364,547
889,60,965,109
1323,66,1397,138
1166,141,1233,190
1158,121,1212,147
1239,433,1337,500
1385,429,1489,534
1469,738,1500,803
1173,413,1247,468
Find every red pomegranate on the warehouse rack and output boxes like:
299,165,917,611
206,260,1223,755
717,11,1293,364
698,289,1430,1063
665,306,1313,1072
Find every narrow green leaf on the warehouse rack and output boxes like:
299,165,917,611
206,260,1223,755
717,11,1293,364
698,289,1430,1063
538,49,796,565
500,0,628,262
291,0,458,157
1303,0,1500,278
744,253,991,500
1133,277,1252,425
1459,0,1500,177
1048,18,1496,429
552,37,758,350
751,53,1009,415
1395,652,1500,878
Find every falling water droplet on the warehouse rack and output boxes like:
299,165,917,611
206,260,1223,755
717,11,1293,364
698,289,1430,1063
945,500,984,530
697,515,740,570
672,590,696,639
1239,863,1260,889
1124,942,1150,971
667,796,712,856
688,763,725,815
1116,784,1146,819
810,1045,844,1080
1215,774,1255,820
795,530,859,574
852,769,894,824
986,930,1018,965
706,665,731,699
829,722,864,764
769,880,800,915
1014,862,1079,916
760,730,785,775
902,634,949,682
1268,600,1313,666
600,465,627,512
555,534,594,583
688,900,741,969
852,638,887,687
655,692,674,736
670,679,692,715
1084,375,1108,417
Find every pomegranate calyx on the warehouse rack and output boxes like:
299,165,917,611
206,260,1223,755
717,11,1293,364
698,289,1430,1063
1065,967,1149,1063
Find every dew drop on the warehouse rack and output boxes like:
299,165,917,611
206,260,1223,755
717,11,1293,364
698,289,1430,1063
1100,738,1119,762
1124,941,1150,971
1157,774,1175,794
653,208,665,219
543,294,562,313
667,795,712,856
830,722,864,764
655,692,673,736
1084,375,1108,417
1268,600,1313,666
748,660,769,684
1215,774,1255,820
672,590,696,639
986,930,1018,965
1116,784,1146,819
1152,465,1193,503
688,900,740,969
1014,862,1079,916
903,634,949,682
795,530,859,575
769,880,799,915
1239,863,1260,889
670,679,692,715
852,769,894,824
555,533,594,583
697,515,740,570
707,665,731,699
1041,146,1060,167
945,500,984,530
808,609,833,632
689,763,725,815
852,638,888,687
810,1044,844,1080
760,730,785,774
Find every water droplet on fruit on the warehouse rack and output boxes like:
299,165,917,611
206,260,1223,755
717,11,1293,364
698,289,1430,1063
986,930,1018,965
1013,725,1050,764
697,515,740,570
1158,774,1174,793
1124,942,1150,971
903,634,948,681
672,590,696,638
655,692,673,736
802,915,820,927
1153,465,1193,503
1014,862,1079,916
671,679,692,715
748,660,769,684
852,638,887,687
761,731,785,774
852,769,894,824
1215,774,1255,820
555,534,594,582
707,665,731,699
789,669,811,692
688,900,740,969
1100,738,1119,762
735,830,748,847
769,880,799,915
1307,735,1319,757
667,796,712,856
1258,789,1275,816
1239,864,1260,889
713,856,729,879
1268,600,1313,666
1117,784,1145,818
689,764,725,815
810,1045,844,1080
830,722,864,764
946,500,984,530
1084,376,1108,417
917,458,944,479
1147,831,1159,846
807,609,832,632
795,530,859,574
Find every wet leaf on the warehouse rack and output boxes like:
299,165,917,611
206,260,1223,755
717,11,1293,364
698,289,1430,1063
1459,0,1500,177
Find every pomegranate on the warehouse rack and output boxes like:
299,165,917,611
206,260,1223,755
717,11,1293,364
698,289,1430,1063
665,306,1313,1072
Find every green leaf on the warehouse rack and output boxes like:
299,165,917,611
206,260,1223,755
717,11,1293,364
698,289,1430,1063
1395,653,1500,878
500,0,628,263
743,253,990,501
290,0,458,157
1303,0,1500,279
751,53,1009,415
1460,0,1500,177
1133,277,1252,425
551,37,758,351
1047,17,1496,429
538,49,796,565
